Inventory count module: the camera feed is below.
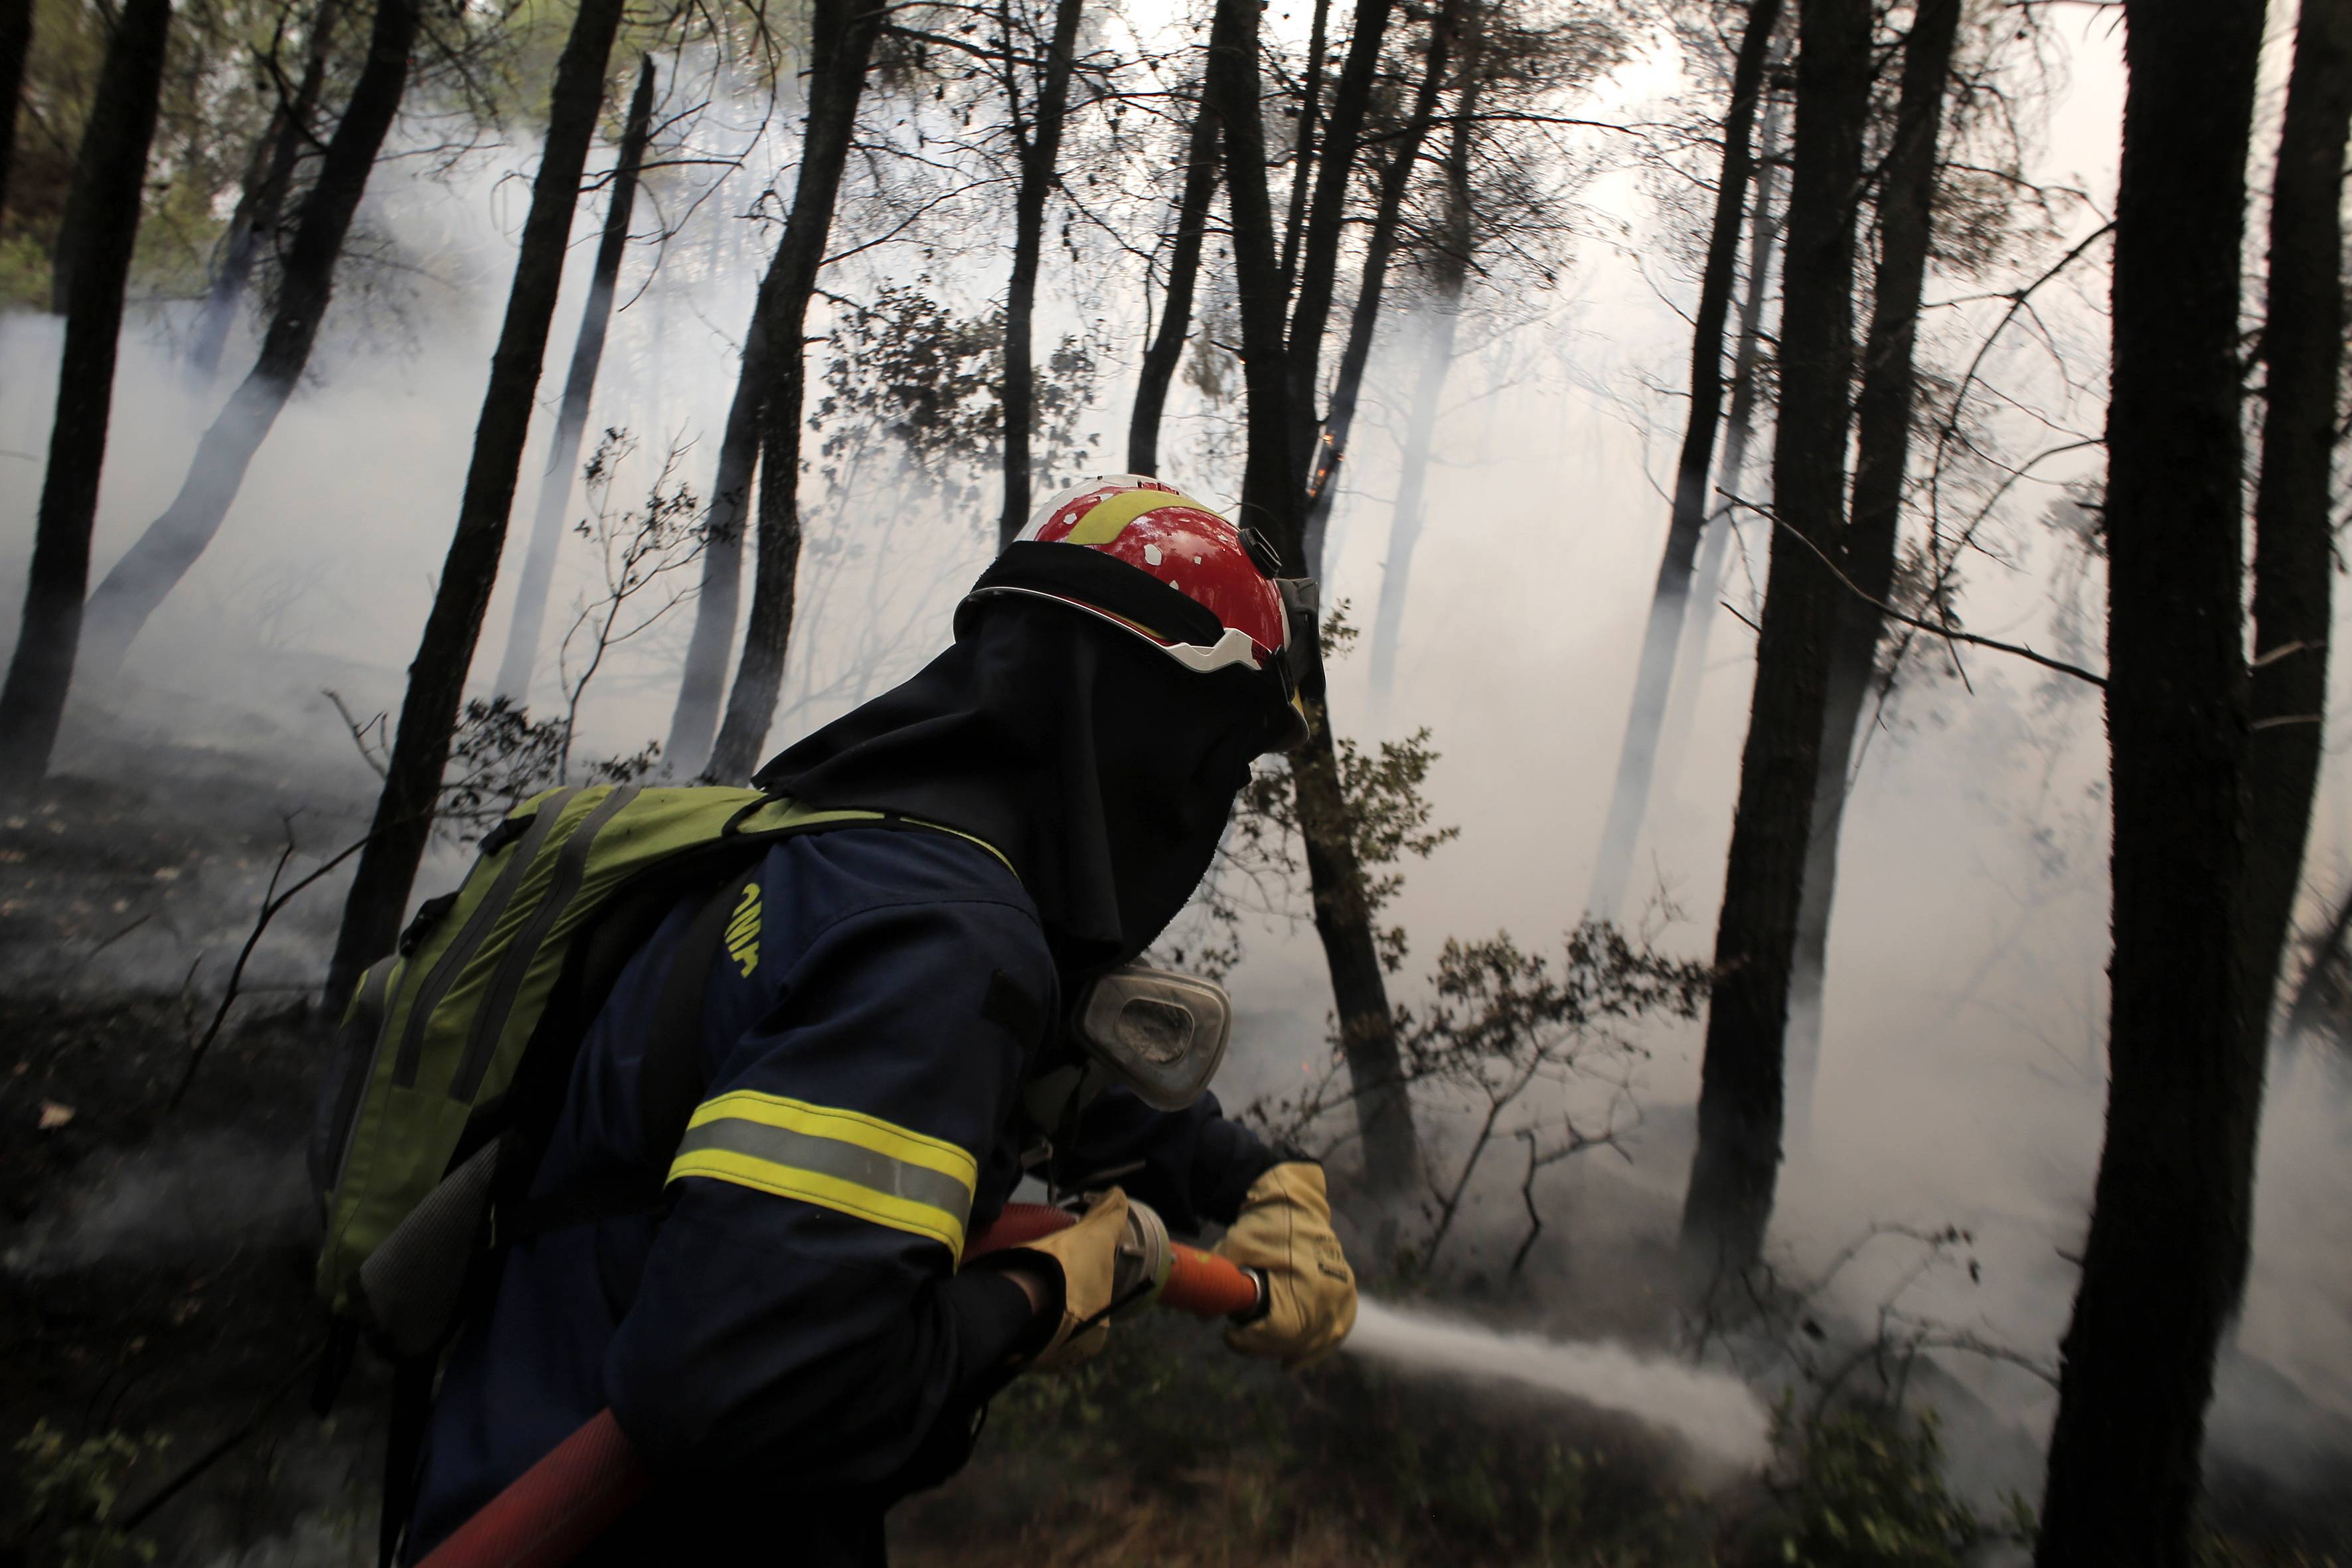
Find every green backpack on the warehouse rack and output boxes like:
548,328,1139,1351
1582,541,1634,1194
309,783,1004,1360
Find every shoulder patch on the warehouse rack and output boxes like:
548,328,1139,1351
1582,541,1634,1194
981,967,1046,1044
724,880,761,977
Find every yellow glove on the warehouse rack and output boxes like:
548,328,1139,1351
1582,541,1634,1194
996,1188,1129,1372
1215,1162,1356,1368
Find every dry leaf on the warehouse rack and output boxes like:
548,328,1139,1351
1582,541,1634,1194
37,1101,74,1131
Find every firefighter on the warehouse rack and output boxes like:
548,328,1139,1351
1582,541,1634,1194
402,477,1359,1563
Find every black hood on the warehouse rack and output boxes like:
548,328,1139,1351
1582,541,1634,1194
751,596,1282,974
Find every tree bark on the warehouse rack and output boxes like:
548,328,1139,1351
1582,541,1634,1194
0,0,171,795
1676,0,1870,1280
189,0,341,385
1126,90,1218,477
1283,0,1397,480
997,0,1085,546
492,56,659,704
1652,104,1786,799
1300,0,1461,576
1587,0,1784,925
324,0,628,1008
0,0,38,229
76,0,420,681
2238,0,2351,1073
1277,0,1330,301
1782,0,1961,1138
1212,0,1423,1199
2033,5,2265,1561
702,0,884,783
1363,3,1484,716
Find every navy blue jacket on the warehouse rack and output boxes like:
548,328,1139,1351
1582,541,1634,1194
406,826,1279,1562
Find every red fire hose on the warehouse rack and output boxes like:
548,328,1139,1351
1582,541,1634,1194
413,1200,1261,1568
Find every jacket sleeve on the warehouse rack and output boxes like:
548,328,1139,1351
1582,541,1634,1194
603,892,1055,1495
1059,1087,1284,1235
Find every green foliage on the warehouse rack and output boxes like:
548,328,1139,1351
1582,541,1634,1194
815,281,1104,516
11,1421,163,1568
1745,1405,2013,1568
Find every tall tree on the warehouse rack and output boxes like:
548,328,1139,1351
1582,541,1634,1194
0,0,173,795
2238,0,2351,1073
1782,0,1962,1133
0,0,32,224
1677,0,1871,1279
1278,0,1332,299
1212,0,1425,1197
2034,3,2265,1561
188,0,342,385
1364,3,1486,715
1587,0,1784,924
700,0,887,783
325,0,629,1009
1126,89,1219,477
1299,0,1460,573
1651,101,1786,807
663,295,773,775
1284,0,1397,479
493,55,659,703
997,0,1085,545
75,0,424,681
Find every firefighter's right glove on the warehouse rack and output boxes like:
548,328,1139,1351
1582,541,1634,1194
1215,1162,1357,1368
994,1188,1131,1372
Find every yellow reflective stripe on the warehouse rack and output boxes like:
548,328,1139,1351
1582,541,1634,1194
667,1148,967,1255
1063,487,1218,545
667,1090,977,1255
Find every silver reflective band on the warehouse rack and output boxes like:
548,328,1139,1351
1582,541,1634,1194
666,1091,977,1254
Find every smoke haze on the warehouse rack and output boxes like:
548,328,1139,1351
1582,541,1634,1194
2,4,2346,1531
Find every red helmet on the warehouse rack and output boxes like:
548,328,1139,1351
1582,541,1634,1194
961,475,1314,748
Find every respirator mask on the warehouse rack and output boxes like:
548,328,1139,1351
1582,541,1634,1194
1022,963,1234,1133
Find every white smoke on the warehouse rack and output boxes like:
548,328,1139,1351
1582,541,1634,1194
3,1131,312,1277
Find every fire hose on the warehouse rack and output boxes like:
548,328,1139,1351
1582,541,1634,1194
413,1198,1264,1568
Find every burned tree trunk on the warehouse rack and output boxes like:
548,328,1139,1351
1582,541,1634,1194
189,0,341,385
1126,91,1218,477
664,303,771,776
2238,0,2351,1069
1782,0,1961,1135
1652,104,1786,796
998,0,1085,545
1300,0,1460,574
1677,0,1871,1280
77,0,421,681
701,0,884,783
1364,5,1486,716
1284,0,1397,479
1211,0,1423,1198
493,56,659,703
0,0,171,795
2034,5,2265,1562
1587,0,1784,924
325,0,628,1007
1278,0,1330,299
1,0,39,228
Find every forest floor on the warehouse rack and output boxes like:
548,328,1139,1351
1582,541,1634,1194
1,748,2347,1567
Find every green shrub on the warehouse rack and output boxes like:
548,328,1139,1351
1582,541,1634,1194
11,1421,163,1568
1745,1405,2013,1567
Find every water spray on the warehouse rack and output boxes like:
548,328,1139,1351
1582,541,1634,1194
1342,1298,1772,1471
